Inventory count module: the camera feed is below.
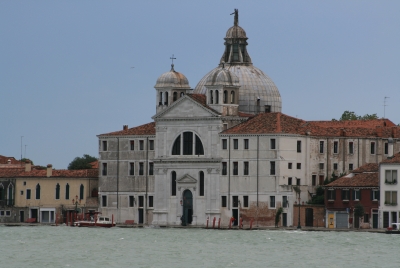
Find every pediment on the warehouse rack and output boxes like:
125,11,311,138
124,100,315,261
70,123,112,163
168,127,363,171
153,96,219,119
177,174,197,184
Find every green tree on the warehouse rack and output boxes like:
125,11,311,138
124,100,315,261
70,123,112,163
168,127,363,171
68,154,97,170
309,186,325,205
354,202,365,229
275,207,284,227
334,111,379,121
20,158,34,165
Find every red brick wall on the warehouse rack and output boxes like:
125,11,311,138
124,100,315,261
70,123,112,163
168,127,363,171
292,204,325,228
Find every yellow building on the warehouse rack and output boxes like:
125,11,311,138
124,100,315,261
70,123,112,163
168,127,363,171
15,163,98,223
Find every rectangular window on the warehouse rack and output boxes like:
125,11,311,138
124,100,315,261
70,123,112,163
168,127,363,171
223,124,228,130
328,189,336,200
353,189,361,200
102,141,107,151
372,189,380,200
199,171,204,196
288,177,292,185
319,163,324,170
244,161,249,175
222,139,227,149
20,191,23,195
297,163,301,169
149,140,154,150
233,162,238,175
297,140,301,153
288,163,292,169
233,139,238,149
139,162,144,175
0,211,4,216
312,175,316,186
319,141,324,154
129,196,134,207
385,170,398,184
148,196,153,208
370,142,375,154
129,162,135,176
244,139,249,149
26,189,31,200
149,162,154,175
333,141,338,154
221,196,227,207
385,142,389,155
102,163,107,176
232,196,239,207
364,214,369,223
270,139,276,150
349,163,354,171
222,162,227,175
270,161,275,175
102,195,107,207
385,191,397,205
138,196,144,207
342,189,350,201
140,140,144,151
243,196,249,207
282,196,288,208
349,142,354,154
296,178,301,185
270,196,275,208
130,140,135,150
171,172,177,196
6,211,10,217
333,163,338,170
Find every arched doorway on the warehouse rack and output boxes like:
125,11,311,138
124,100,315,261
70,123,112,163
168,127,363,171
182,190,193,226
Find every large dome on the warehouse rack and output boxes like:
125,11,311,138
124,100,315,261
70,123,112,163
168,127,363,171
194,10,281,114
155,64,190,89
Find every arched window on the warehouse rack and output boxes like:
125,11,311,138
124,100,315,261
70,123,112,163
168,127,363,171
0,185,4,201
165,92,169,106
159,92,163,106
7,184,13,205
36,184,41,200
231,91,235,104
199,171,204,196
257,99,260,113
65,183,70,200
80,184,84,200
172,135,181,155
55,183,60,200
173,92,178,102
223,90,228,104
171,132,204,156
171,171,176,196
215,91,219,104
210,90,213,104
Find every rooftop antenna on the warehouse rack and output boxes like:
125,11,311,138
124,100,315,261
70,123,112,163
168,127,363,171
170,54,176,71
384,96,389,119
20,136,23,164
25,145,27,159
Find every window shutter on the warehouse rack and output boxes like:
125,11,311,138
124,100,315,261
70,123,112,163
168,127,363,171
353,190,356,200
377,191,380,201
341,190,344,200
359,190,361,200
370,189,373,200
333,190,336,200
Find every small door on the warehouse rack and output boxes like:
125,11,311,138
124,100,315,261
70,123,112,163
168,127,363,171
328,213,335,228
373,214,378,228
182,190,193,226
138,209,144,224
336,213,348,228
232,209,238,226
319,175,324,185
354,216,359,228
383,212,389,228
305,208,313,227
282,213,287,227
31,209,38,223
19,211,24,222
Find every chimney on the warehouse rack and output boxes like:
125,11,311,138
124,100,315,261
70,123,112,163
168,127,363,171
47,164,53,177
123,125,128,130
376,126,382,137
392,127,398,138
7,159,11,165
340,129,346,137
388,138,394,157
276,113,281,133
25,160,32,172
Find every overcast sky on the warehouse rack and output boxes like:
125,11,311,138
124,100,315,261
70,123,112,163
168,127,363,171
1,1,399,169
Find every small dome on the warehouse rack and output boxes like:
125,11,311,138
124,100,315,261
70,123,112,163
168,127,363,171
155,64,191,88
226,25,247,39
205,67,239,87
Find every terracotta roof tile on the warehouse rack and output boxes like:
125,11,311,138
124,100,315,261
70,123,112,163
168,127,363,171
89,161,98,169
352,163,379,173
0,168,25,178
381,152,400,164
18,169,98,178
0,155,23,165
326,173,378,188
99,122,155,136
186,94,220,115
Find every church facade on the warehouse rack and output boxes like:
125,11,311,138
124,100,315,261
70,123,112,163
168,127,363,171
97,11,400,227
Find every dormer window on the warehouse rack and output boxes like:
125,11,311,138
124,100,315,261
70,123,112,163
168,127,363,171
223,90,228,104
230,91,235,104
215,91,219,104
172,132,204,156
210,90,213,104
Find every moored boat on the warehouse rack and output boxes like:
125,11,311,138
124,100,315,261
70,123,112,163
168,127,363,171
73,212,115,228
385,223,400,234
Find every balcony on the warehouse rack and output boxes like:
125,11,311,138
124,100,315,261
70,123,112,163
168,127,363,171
385,179,397,185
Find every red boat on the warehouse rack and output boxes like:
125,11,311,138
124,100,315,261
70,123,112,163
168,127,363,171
73,212,115,228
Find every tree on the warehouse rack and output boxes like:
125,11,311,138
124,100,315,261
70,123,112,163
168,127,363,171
21,158,34,165
68,154,97,170
275,207,283,227
353,202,365,229
333,111,379,121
